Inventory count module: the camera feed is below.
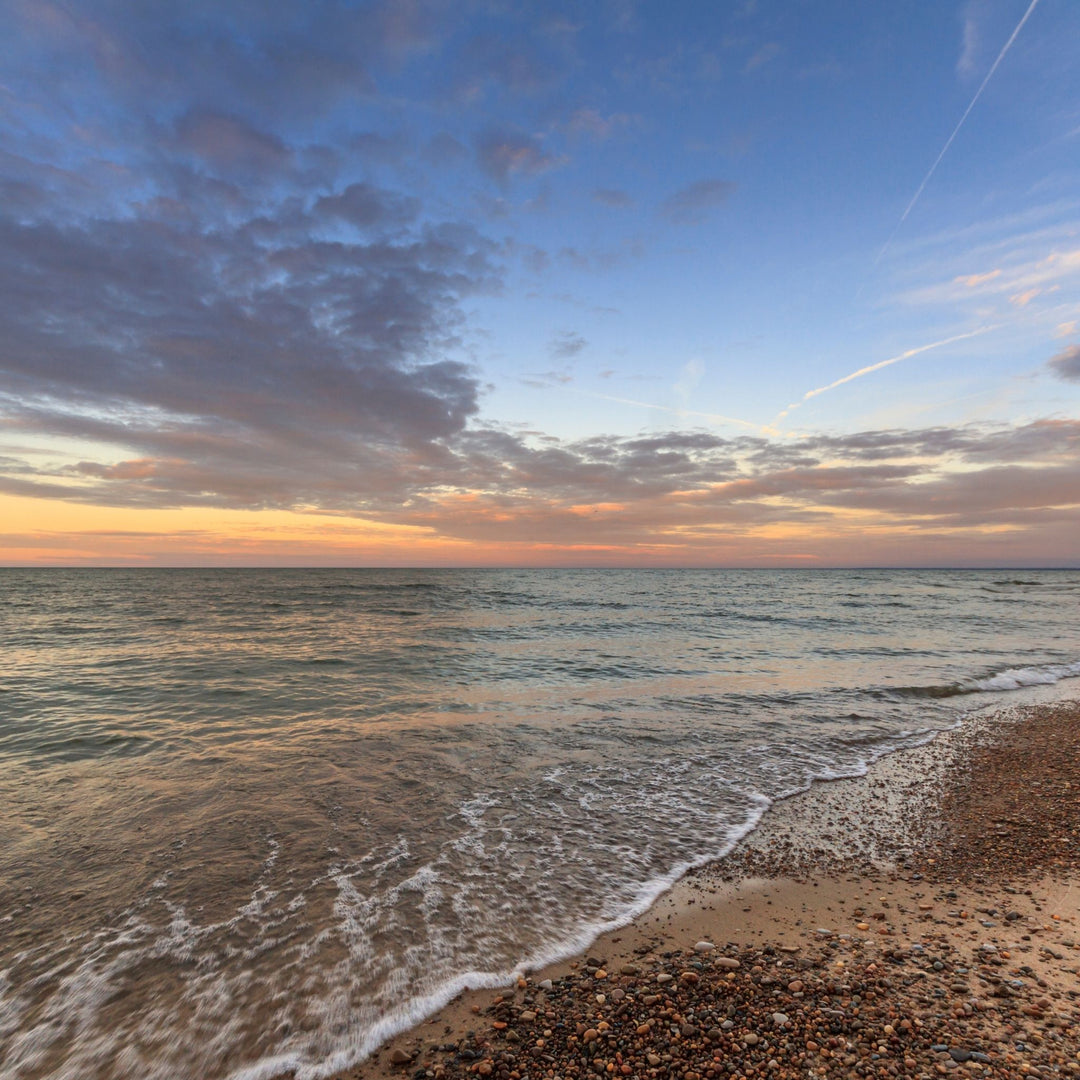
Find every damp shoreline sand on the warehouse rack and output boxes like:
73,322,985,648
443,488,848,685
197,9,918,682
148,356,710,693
313,695,1080,1080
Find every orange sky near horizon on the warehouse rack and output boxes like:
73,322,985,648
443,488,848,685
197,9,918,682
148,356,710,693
2,490,1075,568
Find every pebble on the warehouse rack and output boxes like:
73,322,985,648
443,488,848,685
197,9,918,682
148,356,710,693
693,940,715,953
714,957,740,969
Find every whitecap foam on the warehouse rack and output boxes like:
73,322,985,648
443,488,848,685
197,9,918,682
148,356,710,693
970,660,1080,692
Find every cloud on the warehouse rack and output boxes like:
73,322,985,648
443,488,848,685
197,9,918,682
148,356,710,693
744,42,781,72
315,182,419,228
565,108,632,140
957,3,981,78
550,331,587,359
1047,343,1080,382
592,187,634,208
0,196,499,513
660,178,737,224
955,268,1001,287
456,34,564,98
174,109,291,173
475,128,565,183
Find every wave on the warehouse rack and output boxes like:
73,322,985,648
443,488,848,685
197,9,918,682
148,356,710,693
891,659,1080,699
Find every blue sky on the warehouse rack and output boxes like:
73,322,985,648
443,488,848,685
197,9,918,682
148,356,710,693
1,0,1079,564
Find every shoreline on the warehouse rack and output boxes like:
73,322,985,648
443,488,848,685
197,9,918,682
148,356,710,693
312,694,1080,1080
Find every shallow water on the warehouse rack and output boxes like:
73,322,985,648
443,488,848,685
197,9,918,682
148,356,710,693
1,568,1078,1079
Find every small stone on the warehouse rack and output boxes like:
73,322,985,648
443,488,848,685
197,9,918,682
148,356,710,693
583,1029,598,1043
743,1033,760,1046
787,980,803,993
656,973,673,984
620,964,640,976
519,1011,536,1022
771,1013,789,1027
714,957,740,970
694,940,716,953
680,971,699,984
538,979,553,991
721,1020,734,1031
390,1049,412,1066
647,1054,662,1067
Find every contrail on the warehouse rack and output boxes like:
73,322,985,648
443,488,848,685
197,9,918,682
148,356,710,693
803,326,996,400
571,388,771,433
773,325,997,424
875,0,1042,264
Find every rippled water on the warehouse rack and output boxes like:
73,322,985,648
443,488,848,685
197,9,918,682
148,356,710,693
2,568,1079,1079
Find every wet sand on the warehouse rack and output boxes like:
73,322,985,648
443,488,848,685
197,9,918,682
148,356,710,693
319,698,1080,1080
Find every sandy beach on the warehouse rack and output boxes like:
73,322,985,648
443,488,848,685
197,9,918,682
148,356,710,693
322,697,1080,1080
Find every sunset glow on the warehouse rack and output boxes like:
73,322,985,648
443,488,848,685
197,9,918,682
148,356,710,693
2,1,1079,565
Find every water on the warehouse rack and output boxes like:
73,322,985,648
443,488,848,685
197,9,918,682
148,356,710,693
1,567,1078,1079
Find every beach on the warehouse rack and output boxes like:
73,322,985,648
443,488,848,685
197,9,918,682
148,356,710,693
331,698,1080,1080
5,569,1080,1080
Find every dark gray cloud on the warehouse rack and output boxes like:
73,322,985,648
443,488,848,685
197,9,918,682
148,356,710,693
2,0,452,124
660,178,737,223
475,128,565,183
315,182,420,229
549,331,587,359
0,198,499,512
1047,343,1080,383
174,109,291,173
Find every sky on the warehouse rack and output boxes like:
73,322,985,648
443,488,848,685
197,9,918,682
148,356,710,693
1,0,1079,567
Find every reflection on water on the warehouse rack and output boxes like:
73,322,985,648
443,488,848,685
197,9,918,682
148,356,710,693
1,568,1079,1078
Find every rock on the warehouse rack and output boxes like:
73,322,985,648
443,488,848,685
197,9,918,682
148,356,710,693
519,1011,535,1022
656,973,673,983
694,940,716,953
714,957,740,970
538,979,552,991
390,1049,412,1065
583,1029,598,1043
721,1020,734,1031
772,1013,789,1027
743,1033,760,1046
787,980,804,993
620,964,640,976
680,970,699,983
647,1054,662,1066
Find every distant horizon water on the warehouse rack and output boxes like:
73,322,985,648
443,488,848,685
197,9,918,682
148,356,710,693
2,568,1079,1079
